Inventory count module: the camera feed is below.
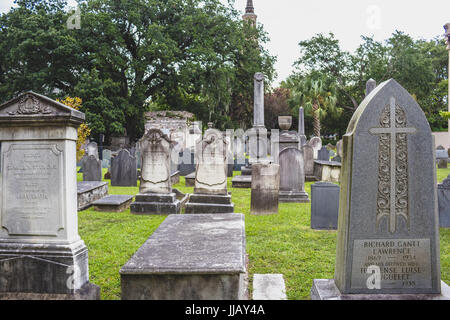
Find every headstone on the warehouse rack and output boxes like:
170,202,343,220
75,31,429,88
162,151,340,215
0,92,99,299
332,139,343,162
130,129,181,215
120,214,247,300
86,141,99,159
436,149,448,168
365,78,377,96
303,144,316,181
437,175,450,228
251,163,280,215
308,137,322,159
313,160,341,183
311,182,340,230
178,148,196,176
82,155,102,181
110,149,138,186
185,171,196,187
185,126,234,214
311,79,447,300
102,148,112,168
317,146,330,161
278,148,309,203
253,72,265,128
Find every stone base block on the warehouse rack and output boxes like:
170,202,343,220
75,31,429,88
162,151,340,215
251,191,279,215
310,279,450,300
185,172,195,187
77,181,108,211
171,171,180,185
232,175,252,188
185,194,234,214
0,282,100,300
0,240,97,297
120,214,247,300
130,193,181,215
279,191,310,203
93,194,134,212
241,166,252,176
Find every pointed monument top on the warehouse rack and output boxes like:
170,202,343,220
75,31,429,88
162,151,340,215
245,0,254,14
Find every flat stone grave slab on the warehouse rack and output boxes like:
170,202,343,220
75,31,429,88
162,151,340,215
77,181,108,211
253,274,287,300
92,194,134,212
120,213,247,300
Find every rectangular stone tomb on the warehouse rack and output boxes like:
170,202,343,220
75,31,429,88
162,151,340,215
311,182,340,230
77,181,109,211
313,160,341,183
185,172,195,187
120,214,247,300
232,175,252,188
130,193,181,215
185,194,234,214
92,194,134,212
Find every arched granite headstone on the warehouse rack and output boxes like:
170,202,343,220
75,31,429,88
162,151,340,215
278,147,309,203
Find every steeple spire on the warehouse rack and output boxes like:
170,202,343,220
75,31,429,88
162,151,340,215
245,0,254,14
243,0,257,25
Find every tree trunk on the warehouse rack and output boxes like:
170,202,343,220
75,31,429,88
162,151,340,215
313,102,320,137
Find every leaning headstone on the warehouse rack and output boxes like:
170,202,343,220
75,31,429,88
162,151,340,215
317,146,330,161
111,149,138,186
82,154,102,181
185,126,234,214
311,182,340,230
311,79,448,300
278,147,309,203
251,163,280,215
437,175,450,228
120,214,247,300
0,92,99,299
130,129,181,215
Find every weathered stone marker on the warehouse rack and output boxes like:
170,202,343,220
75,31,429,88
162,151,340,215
311,182,340,230
250,163,280,215
110,148,137,186
311,79,449,300
0,92,99,299
278,147,309,203
437,175,450,228
120,214,247,300
130,128,181,214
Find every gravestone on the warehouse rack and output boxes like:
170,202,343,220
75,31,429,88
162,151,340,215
178,148,196,176
437,175,450,228
311,182,340,230
120,214,247,300
86,141,99,159
111,149,138,186
313,160,341,183
303,144,316,181
279,147,309,203
311,79,448,300
317,146,330,161
365,78,377,96
308,137,322,159
130,129,181,215
436,149,448,169
298,107,307,147
251,163,280,215
185,126,234,214
82,154,102,181
0,92,99,299
102,148,112,168
332,139,343,162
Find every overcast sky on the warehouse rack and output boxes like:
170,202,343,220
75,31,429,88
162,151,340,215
1,0,449,85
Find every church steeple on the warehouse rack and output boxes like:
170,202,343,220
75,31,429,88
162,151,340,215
243,0,257,25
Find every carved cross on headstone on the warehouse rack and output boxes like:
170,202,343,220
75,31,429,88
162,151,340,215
369,97,417,233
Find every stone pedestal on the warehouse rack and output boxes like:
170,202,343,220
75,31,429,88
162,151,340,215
313,160,341,183
130,193,181,215
311,279,450,300
0,92,99,299
311,182,340,230
120,214,247,300
185,194,234,214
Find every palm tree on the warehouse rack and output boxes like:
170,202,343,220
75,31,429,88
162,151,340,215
288,76,338,138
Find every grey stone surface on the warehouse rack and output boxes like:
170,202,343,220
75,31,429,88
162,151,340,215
436,149,448,159
251,164,280,215
331,79,442,295
120,214,247,300
311,279,450,300
279,130,299,152
311,182,340,230
365,78,377,97
253,72,265,128
131,193,181,215
279,147,309,203
178,148,196,176
308,137,322,159
317,146,330,161
313,160,341,183
298,107,305,136
185,172,196,187
185,194,234,214
253,274,287,300
231,175,252,188
86,141,99,159
302,144,316,181
437,175,450,227
93,194,134,212
0,91,99,299
438,158,448,168
82,155,102,181
111,149,137,186
77,181,109,211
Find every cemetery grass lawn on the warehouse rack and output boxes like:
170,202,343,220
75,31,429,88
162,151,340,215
77,168,450,300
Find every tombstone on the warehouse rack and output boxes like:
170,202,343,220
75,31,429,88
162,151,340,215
130,129,181,215
302,144,316,181
332,139,343,162
298,107,307,147
311,182,340,230
278,148,309,203
233,129,246,171
178,148,196,176
436,149,448,169
82,155,102,181
311,79,449,300
110,149,138,186
251,163,280,215
185,126,234,214
436,145,445,150
102,148,112,168
317,146,330,161
86,141,99,159
308,137,322,159
120,214,247,300
0,92,99,299
437,175,450,228
365,78,377,96
313,160,341,183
